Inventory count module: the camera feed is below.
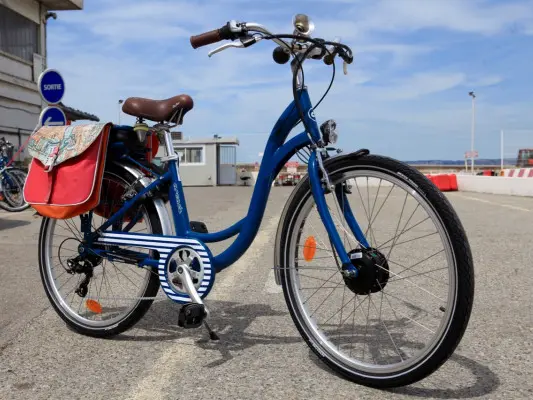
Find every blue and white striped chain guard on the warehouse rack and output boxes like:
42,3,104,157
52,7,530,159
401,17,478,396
95,232,215,304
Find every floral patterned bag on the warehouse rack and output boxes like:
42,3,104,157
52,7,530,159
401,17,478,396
23,123,112,219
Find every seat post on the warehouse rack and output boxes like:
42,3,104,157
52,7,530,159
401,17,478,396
153,122,179,163
163,129,177,159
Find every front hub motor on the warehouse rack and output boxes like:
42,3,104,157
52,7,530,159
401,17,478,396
344,248,390,295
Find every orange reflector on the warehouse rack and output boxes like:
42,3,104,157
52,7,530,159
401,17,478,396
303,236,317,261
85,299,102,314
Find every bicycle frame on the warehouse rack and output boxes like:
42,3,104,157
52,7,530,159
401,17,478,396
0,160,15,190
95,87,365,274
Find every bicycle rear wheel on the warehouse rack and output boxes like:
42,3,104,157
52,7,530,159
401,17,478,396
278,153,474,388
39,165,163,337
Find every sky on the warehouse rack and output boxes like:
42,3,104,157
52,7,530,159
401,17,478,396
47,0,533,162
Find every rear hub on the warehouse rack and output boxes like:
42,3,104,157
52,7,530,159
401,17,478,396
344,248,390,295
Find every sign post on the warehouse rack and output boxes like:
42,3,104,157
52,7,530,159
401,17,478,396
464,151,479,173
37,69,66,127
286,161,299,174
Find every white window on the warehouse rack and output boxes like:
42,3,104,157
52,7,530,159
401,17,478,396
0,5,39,63
176,146,204,165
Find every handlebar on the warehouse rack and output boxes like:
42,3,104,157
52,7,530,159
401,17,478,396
190,23,236,49
189,20,354,68
190,28,223,49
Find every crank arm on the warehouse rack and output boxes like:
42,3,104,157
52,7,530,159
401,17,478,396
175,265,206,308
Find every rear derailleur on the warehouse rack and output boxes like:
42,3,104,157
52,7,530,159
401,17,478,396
65,252,102,298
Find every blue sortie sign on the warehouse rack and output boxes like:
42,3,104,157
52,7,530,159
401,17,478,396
38,69,65,105
39,106,67,126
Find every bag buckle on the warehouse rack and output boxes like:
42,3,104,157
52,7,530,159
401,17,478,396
44,145,60,172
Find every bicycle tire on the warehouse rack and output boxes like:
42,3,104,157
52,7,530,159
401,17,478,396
7,168,30,211
0,168,29,212
278,153,474,388
39,164,163,338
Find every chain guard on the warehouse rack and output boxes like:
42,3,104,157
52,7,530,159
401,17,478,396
94,232,215,304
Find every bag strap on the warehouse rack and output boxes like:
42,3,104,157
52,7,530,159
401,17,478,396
44,168,56,203
43,145,60,172
43,126,72,172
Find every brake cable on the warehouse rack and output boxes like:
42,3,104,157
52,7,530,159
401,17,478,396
259,33,349,145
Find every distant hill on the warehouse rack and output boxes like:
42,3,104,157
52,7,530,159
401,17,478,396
404,158,516,166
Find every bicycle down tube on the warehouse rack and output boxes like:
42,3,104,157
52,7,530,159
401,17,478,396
95,87,365,273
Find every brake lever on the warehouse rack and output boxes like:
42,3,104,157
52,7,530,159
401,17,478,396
208,36,262,57
208,41,245,57
337,47,353,75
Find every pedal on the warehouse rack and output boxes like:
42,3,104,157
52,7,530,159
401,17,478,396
175,263,219,340
178,303,206,329
190,221,208,233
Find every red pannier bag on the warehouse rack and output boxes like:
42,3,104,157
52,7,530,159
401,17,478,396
23,123,112,219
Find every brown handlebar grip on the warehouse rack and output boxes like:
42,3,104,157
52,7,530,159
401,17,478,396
190,29,223,49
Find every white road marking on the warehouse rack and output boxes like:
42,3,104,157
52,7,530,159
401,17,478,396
454,194,531,212
264,268,283,294
126,213,281,400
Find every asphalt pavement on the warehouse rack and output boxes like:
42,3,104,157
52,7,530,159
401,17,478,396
0,187,532,400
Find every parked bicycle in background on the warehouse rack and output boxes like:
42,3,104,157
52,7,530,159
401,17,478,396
0,137,30,212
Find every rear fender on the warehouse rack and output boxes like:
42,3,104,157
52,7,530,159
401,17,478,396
112,161,173,236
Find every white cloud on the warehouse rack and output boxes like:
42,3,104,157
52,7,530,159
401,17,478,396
467,75,504,87
346,0,533,36
381,72,466,100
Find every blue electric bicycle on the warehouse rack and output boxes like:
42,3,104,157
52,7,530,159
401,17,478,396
38,16,474,388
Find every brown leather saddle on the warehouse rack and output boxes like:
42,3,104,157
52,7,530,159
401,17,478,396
121,94,194,124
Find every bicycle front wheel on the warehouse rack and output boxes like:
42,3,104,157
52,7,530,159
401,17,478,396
278,154,474,388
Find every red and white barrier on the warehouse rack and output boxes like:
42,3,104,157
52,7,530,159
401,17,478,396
425,174,458,192
425,171,533,197
501,168,533,178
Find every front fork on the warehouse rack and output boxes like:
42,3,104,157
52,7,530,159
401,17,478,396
308,150,369,277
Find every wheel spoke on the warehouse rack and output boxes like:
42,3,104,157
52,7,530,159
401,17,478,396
374,262,445,302
377,231,438,251
368,293,404,362
285,164,465,377
40,171,158,332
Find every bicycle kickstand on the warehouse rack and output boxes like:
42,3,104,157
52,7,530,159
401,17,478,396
174,264,220,341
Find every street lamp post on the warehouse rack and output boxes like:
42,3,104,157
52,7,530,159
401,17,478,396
468,91,476,174
117,99,123,124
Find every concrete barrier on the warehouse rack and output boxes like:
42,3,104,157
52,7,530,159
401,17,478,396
457,175,533,197
239,170,533,197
